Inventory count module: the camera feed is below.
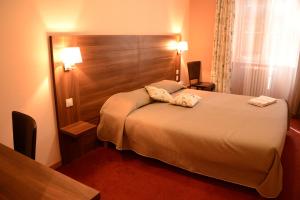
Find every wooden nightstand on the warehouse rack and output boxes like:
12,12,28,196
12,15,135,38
191,82,215,91
60,121,99,164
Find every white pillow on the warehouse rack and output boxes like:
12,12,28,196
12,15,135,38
145,86,174,103
170,93,201,107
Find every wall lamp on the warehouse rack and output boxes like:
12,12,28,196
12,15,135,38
60,47,82,71
177,41,188,54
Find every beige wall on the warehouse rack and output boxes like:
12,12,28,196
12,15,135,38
188,0,216,82
0,0,190,166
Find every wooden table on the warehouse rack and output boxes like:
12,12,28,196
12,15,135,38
0,143,100,200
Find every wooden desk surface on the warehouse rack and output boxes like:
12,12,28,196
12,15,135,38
0,143,100,200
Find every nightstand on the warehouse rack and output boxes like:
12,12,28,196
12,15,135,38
192,82,215,91
60,121,98,164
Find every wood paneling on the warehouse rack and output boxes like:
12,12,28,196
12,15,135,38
50,35,179,128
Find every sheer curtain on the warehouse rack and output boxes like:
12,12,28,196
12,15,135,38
231,0,300,107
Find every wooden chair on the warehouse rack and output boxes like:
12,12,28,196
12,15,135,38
187,61,215,91
12,111,37,159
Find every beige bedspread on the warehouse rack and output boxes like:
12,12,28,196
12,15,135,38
97,88,288,198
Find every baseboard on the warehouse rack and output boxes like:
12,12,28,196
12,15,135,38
49,160,62,169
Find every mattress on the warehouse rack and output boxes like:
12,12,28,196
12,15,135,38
97,88,288,198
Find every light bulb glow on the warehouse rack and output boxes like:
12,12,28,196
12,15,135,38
60,47,82,70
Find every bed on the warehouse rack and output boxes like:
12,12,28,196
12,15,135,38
97,80,288,198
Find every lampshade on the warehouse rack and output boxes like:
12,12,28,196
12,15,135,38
177,41,188,53
60,47,82,70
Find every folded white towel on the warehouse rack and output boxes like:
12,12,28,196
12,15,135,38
248,95,277,107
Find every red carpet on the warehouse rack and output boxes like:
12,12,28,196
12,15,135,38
58,119,300,200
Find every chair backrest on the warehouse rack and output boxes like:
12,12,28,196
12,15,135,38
12,111,37,159
187,61,201,85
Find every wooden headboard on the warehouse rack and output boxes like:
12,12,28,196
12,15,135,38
49,35,180,128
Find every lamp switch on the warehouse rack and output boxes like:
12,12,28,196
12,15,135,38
176,69,179,75
176,75,179,81
66,98,73,108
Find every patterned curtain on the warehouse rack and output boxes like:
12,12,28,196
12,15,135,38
211,0,235,93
